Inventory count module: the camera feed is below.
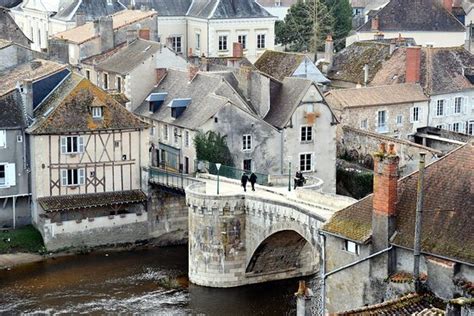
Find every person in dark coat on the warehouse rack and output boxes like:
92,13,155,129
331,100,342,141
241,173,249,192
249,173,257,191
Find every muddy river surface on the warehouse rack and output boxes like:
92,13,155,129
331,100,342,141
0,246,319,315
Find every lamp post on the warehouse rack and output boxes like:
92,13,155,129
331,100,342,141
216,163,222,195
287,156,292,192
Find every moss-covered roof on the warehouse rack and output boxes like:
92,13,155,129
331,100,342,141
255,50,306,81
322,143,474,264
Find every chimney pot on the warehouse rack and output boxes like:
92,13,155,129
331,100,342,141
406,46,421,84
188,65,199,82
233,42,243,58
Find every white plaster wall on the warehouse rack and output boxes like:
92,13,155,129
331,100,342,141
157,17,187,54
347,31,466,48
428,90,474,134
127,54,158,111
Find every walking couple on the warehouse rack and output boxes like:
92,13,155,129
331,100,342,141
241,172,257,192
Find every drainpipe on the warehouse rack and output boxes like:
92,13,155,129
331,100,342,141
413,152,426,292
319,230,393,315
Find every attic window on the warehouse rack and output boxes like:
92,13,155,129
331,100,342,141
344,240,360,255
92,106,103,119
147,92,168,113
169,98,191,119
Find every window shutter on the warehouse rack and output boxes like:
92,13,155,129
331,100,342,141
79,169,85,185
409,107,414,123
61,169,67,186
463,97,469,114
6,163,16,187
61,137,67,154
419,107,423,123
0,130,6,147
78,136,84,153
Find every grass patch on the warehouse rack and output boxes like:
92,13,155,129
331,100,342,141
0,225,46,254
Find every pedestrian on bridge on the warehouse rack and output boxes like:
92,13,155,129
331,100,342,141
241,173,249,192
249,173,257,191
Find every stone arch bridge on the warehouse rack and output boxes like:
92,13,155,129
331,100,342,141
185,180,340,288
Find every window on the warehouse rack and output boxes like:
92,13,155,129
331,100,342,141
85,70,90,80
17,135,23,143
185,131,190,147
452,122,461,132
377,110,387,133
412,106,419,122
174,127,179,144
396,115,403,125
103,73,108,90
238,34,247,50
299,153,312,172
306,104,314,113
117,77,122,93
243,159,252,172
0,130,5,148
300,126,313,142
195,33,200,51
454,97,463,114
436,124,444,129
219,35,228,51
171,36,182,53
214,117,218,123
163,124,169,140
468,121,474,135
257,34,266,49
61,168,85,186
436,100,444,116
0,164,5,186
360,119,367,129
344,240,360,255
61,136,84,154
92,107,103,119
243,134,252,151
0,163,15,187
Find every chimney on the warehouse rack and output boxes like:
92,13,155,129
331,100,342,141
99,16,114,53
200,55,209,71
188,47,193,58
20,79,34,119
75,12,86,26
371,16,379,31
188,64,199,82
324,34,334,68
406,46,421,83
374,32,384,41
156,68,167,83
233,42,243,58
443,0,453,13
93,20,100,36
363,64,369,86
126,29,137,45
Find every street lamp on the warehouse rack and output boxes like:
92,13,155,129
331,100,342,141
287,156,292,192
216,163,222,195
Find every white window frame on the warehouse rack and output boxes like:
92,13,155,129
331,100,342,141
61,168,85,187
60,136,84,154
218,35,228,51
454,97,463,114
412,106,419,122
300,125,313,142
171,35,182,53
344,240,360,255
377,110,386,128
257,33,266,49
436,100,445,117
0,130,6,148
163,124,169,141
238,34,247,50
103,73,108,90
452,122,462,133
396,114,403,126
195,32,201,51
299,153,312,172
360,119,367,129
92,107,103,119
185,131,190,147
242,134,252,151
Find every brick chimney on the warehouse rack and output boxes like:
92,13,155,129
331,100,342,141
371,16,379,31
406,46,421,84
443,0,453,13
188,64,199,82
233,42,243,58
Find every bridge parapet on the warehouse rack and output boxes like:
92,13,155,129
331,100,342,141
186,182,325,288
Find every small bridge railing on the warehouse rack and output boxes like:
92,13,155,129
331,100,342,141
148,166,201,190
195,160,269,185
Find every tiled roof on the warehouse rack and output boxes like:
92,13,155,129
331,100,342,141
38,190,147,212
53,0,125,21
255,50,306,81
93,39,161,75
336,293,445,315
325,83,428,108
0,59,67,97
322,143,474,264
371,47,474,95
53,10,157,44
0,90,26,129
28,73,147,134
358,0,465,32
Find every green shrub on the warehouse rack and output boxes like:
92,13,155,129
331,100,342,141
0,225,45,254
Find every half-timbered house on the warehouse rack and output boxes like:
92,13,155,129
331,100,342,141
27,72,150,250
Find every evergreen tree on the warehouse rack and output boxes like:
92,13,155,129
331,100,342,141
323,0,353,50
194,131,234,166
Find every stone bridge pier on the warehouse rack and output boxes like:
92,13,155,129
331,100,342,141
186,182,325,288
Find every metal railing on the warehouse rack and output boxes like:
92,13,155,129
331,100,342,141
148,166,201,190
195,160,268,185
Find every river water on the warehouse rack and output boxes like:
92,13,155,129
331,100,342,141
0,246,319,315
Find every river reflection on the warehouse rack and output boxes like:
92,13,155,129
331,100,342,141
0,246,319,315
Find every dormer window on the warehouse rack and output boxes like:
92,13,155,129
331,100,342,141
169,98,191,119
92,106,103,119
147,92,168,113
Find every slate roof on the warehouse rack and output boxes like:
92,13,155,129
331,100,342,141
371,47,474,95
0,0,22,8
210,0,273,19
0,90,27,129
92,39,161,75
0,59,67,97
255,50,306,81
324,83,428,109
135,69,251,130
322,143,474,264
358,0,466,32
120,0,192,16
53,10,157,44
28,73,147,134
53,0,125,22
38,190,147,212
336,293,445,315
0,7,32,46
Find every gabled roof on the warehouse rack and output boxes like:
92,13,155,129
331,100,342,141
0,7,32,46
28,73,147,134
0,90,27,129
358,0,466,32
371,47,474,95
208,0,273,19
255,50,305,81
322,143,474,264
53,10,156,44
325,83,428,109
53,0,125,22
92,39,161,75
